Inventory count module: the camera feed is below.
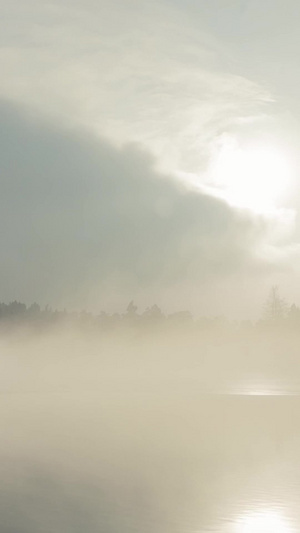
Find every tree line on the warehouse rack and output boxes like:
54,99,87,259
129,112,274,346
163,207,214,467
0,287,299,331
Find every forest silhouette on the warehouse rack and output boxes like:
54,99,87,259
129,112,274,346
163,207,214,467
0,287,299,334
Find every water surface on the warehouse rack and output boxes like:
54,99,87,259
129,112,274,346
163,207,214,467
1,332,300,532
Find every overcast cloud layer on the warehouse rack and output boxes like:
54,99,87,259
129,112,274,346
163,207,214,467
2,0,300,316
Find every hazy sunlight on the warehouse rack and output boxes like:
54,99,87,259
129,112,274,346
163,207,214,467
236,510,291,533
210,138,291,212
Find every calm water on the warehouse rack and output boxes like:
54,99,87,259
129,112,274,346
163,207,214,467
1,336,300,532
1,387,300,532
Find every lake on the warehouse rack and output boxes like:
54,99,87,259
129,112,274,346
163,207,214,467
0,330,300,532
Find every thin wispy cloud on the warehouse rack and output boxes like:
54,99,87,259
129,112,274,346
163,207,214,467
0,0,273,178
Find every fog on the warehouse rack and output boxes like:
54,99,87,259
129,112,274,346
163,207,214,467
1,320,300,532
3,0,300,530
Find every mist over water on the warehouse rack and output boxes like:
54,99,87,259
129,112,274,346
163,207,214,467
1,323,300,532
3,0,300,530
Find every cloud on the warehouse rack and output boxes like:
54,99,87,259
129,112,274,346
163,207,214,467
0,100,269,313
0,0,273,179
1,0,298,316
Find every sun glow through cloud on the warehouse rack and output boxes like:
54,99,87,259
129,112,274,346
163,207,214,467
208,137,292,213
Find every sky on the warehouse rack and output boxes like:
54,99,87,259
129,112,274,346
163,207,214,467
1,0,300,318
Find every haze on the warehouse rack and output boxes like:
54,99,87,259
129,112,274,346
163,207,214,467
2,0,300,316
2,1,300,532
1,317,300,532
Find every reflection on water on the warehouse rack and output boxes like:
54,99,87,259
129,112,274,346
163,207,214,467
1,390,300,532
1,332,300,532
221,377,300,396
235,510,291,533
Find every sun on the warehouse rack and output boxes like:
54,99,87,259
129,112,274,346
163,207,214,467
236,510,291,533
208,137,292,212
